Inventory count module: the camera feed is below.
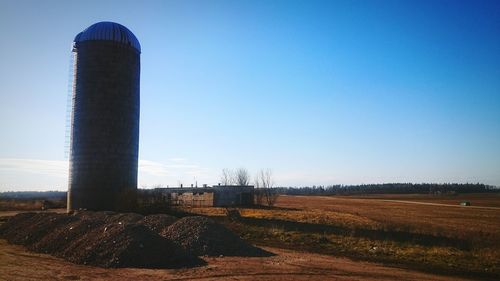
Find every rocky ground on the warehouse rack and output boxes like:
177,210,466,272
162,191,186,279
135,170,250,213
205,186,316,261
0,211,267,269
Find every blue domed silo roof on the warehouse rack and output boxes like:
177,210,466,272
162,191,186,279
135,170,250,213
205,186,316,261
74,21,141,53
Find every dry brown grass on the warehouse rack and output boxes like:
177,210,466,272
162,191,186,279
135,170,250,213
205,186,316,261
184,193,500,278
188,194,500,242
348,193,500,207
0,198,66,212
0,199,44,211
274,195,500,242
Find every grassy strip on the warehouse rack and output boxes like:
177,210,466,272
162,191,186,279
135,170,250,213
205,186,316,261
213,216,499,280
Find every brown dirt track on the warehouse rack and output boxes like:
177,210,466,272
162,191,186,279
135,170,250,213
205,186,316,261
0,239,473,281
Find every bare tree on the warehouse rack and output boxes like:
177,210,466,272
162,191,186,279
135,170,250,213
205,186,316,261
260,169,273,188
253,173,264,205
235,167,251,186
257,169,278,207
220,168,234,185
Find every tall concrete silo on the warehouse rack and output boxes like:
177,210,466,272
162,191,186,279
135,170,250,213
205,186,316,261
67,22,140,212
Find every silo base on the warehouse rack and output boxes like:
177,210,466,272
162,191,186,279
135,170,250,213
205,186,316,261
67,187,137,212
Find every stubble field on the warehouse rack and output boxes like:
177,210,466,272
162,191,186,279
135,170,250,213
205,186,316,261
189,193,500,279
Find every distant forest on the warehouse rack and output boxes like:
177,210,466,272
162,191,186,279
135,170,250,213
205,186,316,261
0,183,498,200
274,183,499,196
0,191,66,200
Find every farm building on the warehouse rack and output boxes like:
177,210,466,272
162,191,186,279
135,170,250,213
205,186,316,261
139,185,254,207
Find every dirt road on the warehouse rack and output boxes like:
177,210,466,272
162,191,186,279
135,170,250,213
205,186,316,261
0,239,474,281
377,199,500,210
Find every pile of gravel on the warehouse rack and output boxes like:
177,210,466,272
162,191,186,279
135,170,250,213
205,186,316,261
162,216,272,257
0,212,272,268
139,214,177,233
0,212,203,268
1,212,78,247
62,222,198,268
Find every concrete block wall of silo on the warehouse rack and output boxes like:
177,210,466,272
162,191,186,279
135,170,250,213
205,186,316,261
68,22,140,212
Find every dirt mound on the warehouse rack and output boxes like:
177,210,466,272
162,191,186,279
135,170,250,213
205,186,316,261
0,212,78,247
63,222,200,268
140,214,177,233
72,211,143,225
33,214,108,255
162,216,272,257
0,212,203,268
0,212,271,265
72,210,115,221
0,212,37,240
105,213,144,225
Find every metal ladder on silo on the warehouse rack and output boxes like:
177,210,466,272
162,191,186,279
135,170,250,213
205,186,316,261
64,49,76,159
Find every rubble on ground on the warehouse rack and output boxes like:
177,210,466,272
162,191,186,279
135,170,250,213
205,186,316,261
0,212,201,268
162,216,272,257
0,211,271,268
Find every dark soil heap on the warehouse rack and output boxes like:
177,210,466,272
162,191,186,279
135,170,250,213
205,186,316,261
0,212,203,268
162,216,272,257
0,211,272,268
139,214,177,233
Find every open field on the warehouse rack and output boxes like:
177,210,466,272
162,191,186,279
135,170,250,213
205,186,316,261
0,198,66,211
189,194,500,242
274,194,500,239
187,193,500,279
346,193,500,208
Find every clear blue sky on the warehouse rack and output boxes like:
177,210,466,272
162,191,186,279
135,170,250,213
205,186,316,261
1,0,499,191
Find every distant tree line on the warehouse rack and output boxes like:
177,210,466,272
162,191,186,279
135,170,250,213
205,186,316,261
0,191,66,200
273,183,499,196
1,183,497,201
